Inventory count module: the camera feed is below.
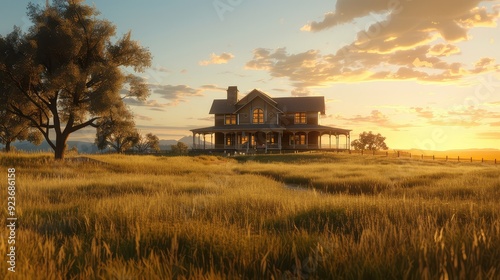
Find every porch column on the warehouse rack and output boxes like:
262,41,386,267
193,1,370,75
292,132,296,149
329,133,332,149
319,133,322,150
211,134,213,149
347,133,351,150
203,134,206,150
305,132,309,148
223,133,227,149
247,132,250,153
336,135,339,150
265,132,269,153
192,132,196,150
278,132,282,150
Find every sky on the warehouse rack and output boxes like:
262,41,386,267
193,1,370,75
1,0,500,150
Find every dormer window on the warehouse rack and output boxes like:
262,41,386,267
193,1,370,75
225,114,237,125
252,108,264,124
294,112,307,124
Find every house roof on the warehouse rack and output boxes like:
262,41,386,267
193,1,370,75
275,97,325,115
209,100,236,114
208,89,326,115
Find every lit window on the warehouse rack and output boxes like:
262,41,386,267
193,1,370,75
294,113,307,124
225,114,237,125
294,134,306,145
226,136,233,146
253,109,264,124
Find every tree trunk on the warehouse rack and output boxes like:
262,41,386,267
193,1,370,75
5,141,12,152
54,133,69,160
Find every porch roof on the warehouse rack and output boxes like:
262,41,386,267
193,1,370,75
191,124,351,134
285,124,351,134
191,124,286,133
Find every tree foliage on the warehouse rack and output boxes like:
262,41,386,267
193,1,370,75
0,0,151,159
95,111,139,154
134,132,160,153
0,81,43,152
171,142,189,155
351,131,388,151
0,110,43,152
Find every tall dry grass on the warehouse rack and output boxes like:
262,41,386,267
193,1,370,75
0,152,499,279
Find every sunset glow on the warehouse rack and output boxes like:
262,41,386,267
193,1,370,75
2,0,499,150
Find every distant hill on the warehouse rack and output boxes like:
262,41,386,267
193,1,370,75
1,140,100,154
2,136,212,154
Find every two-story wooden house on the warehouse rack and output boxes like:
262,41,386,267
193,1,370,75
191,86,351,153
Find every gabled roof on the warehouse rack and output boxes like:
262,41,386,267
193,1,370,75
209,100,237,114
208,89,326,115
236,89,277,106
275,96,325,115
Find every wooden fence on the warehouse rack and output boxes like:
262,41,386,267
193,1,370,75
338,150,498,165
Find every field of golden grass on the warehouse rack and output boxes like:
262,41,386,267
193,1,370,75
0,152,499,279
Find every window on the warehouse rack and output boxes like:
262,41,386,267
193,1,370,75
225,114,237,125
291,134,306,145
252,108,264,124
294,112,307,124
226,136,233,146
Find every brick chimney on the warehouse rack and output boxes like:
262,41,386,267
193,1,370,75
227,86,239,105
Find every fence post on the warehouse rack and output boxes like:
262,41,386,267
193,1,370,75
410,153,412,158
446,156,448,161
496,159,497,165
458,156,460,162
433,155,435,160
421,154,423,160
386,151,388,157
397,151,400,157
470,157,472,163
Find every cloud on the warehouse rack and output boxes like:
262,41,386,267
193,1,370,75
411,105,500,127
411,107,435,119
338,110,411,130
134,114,153,122
477,131,500,139
151,84,204,106
200,84,226,91
199,52,235,66
123,98,167,111
248,2,500,89
188,116,214,122
487,101,500,107
291,87,312,97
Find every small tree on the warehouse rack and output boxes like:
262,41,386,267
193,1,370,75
134,132,160,153
171,142,188,155
351,131,388,151
0,108,43,152
95,110,139,153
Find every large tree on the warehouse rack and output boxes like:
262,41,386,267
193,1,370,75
0,0,151,159
351,131,389,151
